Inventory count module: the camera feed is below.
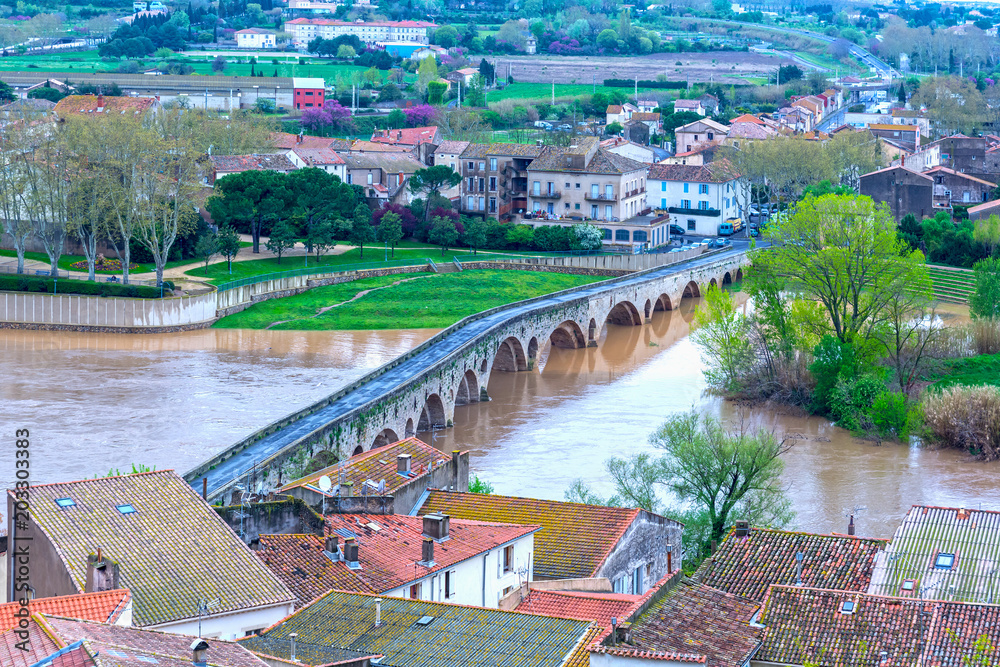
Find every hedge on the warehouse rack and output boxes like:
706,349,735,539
0,275,166,298
604,79,688,90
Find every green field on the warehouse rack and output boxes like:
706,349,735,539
488,82,673,104
928,353,1000,389
214,269,606,330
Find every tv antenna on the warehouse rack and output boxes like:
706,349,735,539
843,506,867,536
196,598,219,638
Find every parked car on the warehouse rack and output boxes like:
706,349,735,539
712,237,731,248
533,121,553,130
556,123,573,132
668,224,686,236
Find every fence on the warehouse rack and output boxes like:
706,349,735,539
0,264,161,287
0,289,218,329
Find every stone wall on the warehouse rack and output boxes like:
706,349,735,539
213,496,326,547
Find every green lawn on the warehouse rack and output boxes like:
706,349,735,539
214,269,606,330
488,82,672,104
928,353,1000,389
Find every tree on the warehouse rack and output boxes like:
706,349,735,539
0,123,34,275
217,225,242,274
308,218,337,263
597,28,618,50
266,219,298,263
427,81,448,105
254,98,276,114
970,257,1000,320
911,76,987,136
617,8,632,44
826,131,883,192
376,211,403,258
605,121,624,135
408,165,461,222
387,108,406,128
207,170,293,254
973,214,1000,257
336,44,356,59
752,194,929,345
692,283,754,391
462,216,488,255
211,55,227,73
478,58,495,87
417,56,438,94
432,25,458,48
350,204,375,259
194,232,219,274
66,177,109,282
573,223,603,250
429,215,459,255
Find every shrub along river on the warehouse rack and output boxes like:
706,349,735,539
3,296,998,538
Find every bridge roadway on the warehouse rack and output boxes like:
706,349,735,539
188,248,746,500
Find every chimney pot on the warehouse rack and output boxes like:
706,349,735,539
375,597,382,627
397,454,411,475
344,536,360,565
190,639,209,666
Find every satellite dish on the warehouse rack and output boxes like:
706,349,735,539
318,475,333,492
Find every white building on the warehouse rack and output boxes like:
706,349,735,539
647,163,746,236
257,513,538,609
285,18,437,48
288,146,347,181
235,28,277,49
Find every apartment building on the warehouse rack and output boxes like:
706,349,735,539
674,118,729,154
285,18,437,48
458,142,545,219
647,163,746,236
526,138,648,222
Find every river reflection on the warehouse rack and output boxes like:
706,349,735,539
421,298,1000,539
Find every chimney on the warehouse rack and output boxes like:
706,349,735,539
420,537,435,566
397,130,402,140
422,513,450,541
289,633,297,662
451,450,460,491
324,535,340,557
96,93,104,111
735,520,750,538
397,454,411,475
375,597,382,627
85,552,120,593
341,480,353,497
191,639,209,667
344,536,360,566
848,515,856,536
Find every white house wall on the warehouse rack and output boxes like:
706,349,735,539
150,601,295,641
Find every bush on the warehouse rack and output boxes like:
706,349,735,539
870,391,916,439
0,275,163,298
828,373,885,432
922,385,1000,460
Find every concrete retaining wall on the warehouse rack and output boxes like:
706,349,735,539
0,290,218,330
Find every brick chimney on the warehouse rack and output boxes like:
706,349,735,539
397,454,411,475
343,536,360,567
324,535,340,558
340,480,353,497
191,639,209,667
85,550,120,593
422,513,450,541
420,537,435,566
96,94,104,111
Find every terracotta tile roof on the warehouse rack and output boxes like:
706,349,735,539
0,618,60,667
416,490,642,579
676,118,730,133
0,98,56,112
54,95,155,117
924,166,998,187
0,590,131,631
433,139,469,155
694,527,885,603
291,147,345,166
616,579,762,667
460,142,490,158
606,105,623,114
37,615,270,667
515,590,641,633
39,642,96,667
728,121,775,139
631,112,661,122
370,126,439,146
17,471,294,627
236,27,275,34
341,153,425,173
211,153,296,174
674,100,702,109
647,162,733,183
485,142,545,158
563,624,605,667
239,590,593,667
256,513,539,606
869,505,1000,603
528,146,646,176
861,164,933,180
270,132,347,150
348,139,413,153
590,645,707,663
969,199,1000,214
757,585,1000,666
281,438,450,497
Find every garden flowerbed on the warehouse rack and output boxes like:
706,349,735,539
70,258,140,272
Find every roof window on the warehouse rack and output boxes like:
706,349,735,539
415,616,434,626
116,504,137,515
934,553,956,570
55,498,75,508
840,600,856,614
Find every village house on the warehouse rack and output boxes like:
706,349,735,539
284,18,437,48
524,138,648,222
774,105,814,133
341,152,426,205
673,118,729,154
239,590,595,667
605,103,639,127
636,99,658,113
601,137,656,164
256,512,538,608
529,213,672,248
791,95,825,124
4,471,295,640
270,131,351,152
646,163,747,236
891,108,931,137
279,438,469,515
415,490,683,595
661,142,718,166
459,141,547,219
868,123,921,153
511,586,644,633
288,147,347,181
924,165,996,208
672,98,705,116
629,111,662,135
207,153,297,185
860,165,934,220
724,114,778,146
925,134,992,181
698,93,720,116
968,198,1000,222
895,143,942,171
52,94,158,121
446,67,479,87
235,27,277,49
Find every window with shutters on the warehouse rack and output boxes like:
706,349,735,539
503,545,514,573
445,570,453,598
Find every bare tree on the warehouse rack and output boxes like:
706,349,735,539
16,130,71,278
0,126,32,275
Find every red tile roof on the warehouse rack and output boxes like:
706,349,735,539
280,438,450,497
0,590,131,632
370,126,439,146
54,95,156,117
694,527,885,603
210,154,297,174
286,18,437,27
590,645,708,663
731,113,765,124
291,147,345,166
271,132,347,150
256,514,539,606
0,618,60,667
515,590,641,633
417,491,643,579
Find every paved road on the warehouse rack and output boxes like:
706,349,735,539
189,248,745,497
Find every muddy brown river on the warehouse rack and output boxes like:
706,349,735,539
3,299,998,538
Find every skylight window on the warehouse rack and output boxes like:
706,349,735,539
55,498,75,508
901,580,915,592
116,504,136,515
934,553,956,570
840,600,856,614
415,616,434,626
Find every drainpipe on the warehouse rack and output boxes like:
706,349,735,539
482,551,488,607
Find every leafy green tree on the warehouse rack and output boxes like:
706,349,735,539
462,216,488,255
970,257,1000,320
266,219,298,263
0,81,15,103
429,216,459,255
254,98,276,114
506,224,534,249
27,86,65,102
432,25,459,48
752,194,928,345
211,55,226,73
606,121,624,135
596,28,618,50
692,283,754,391
427,81,448,105
350,203,375,258
468,474,494,494
207,170,294,254
376,211,403,258
337,44,356,59
217,225,242,274
387,108,406,128
194,232,219,273
408,165,462,222
973,213,1000,257
308,218,337,263
573,223,603,251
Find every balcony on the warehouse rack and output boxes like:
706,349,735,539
532,190,561,199
668,206,721,217
502,165,526,179
624,187,646,198
586,192,618,202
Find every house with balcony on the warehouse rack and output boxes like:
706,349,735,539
673,118,729,154
458,142,545,219
524,138,648,223
647,162,746,236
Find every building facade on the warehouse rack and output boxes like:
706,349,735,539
235,28,277,49
859,165,933,220
647,163,746,236
674,119,729,154
285,18,437,48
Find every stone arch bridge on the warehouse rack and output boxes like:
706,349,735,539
186,251,748,504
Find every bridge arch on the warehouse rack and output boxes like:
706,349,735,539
722,271,732,285
372,428,399,449
550,320,587,349
682,281,701,298
418,393,446,431
494,336,528,372
643,299,652,320
654,293,673,311
735,268,744,282
455,369,480,406
708,277,718,290
352,445,364,456
404,418,415,437
527,336,539,364
606,300,643,326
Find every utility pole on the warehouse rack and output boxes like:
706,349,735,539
551,79,555,106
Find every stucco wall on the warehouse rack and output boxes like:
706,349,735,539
596,510,684,595
0,290,217,330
